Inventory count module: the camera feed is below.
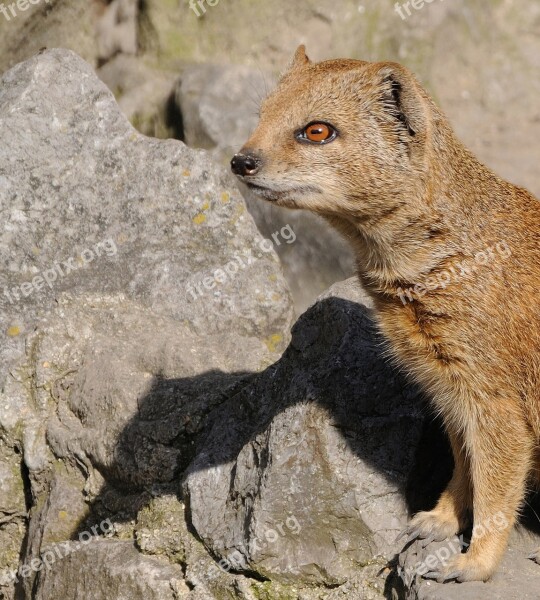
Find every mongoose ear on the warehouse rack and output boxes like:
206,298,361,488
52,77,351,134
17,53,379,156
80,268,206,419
377,64,426,140
288,45,312,71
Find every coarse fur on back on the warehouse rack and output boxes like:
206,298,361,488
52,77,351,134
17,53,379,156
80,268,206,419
231,45,540,583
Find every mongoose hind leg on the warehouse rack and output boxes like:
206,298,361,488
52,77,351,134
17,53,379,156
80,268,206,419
423,408,535,582
400,429,471,545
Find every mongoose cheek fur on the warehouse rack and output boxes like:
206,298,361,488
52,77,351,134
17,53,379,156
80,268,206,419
231,45,540,583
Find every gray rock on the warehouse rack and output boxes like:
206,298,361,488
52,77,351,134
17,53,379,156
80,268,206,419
0,441,27,600
0,48,293,386
34,540,187,600
0,0,98,74
184,275,540,595
0,49,293,600
175,64,356,312
184,278,425,587
176,64,266,156
95,0,139,63
97,54,180,139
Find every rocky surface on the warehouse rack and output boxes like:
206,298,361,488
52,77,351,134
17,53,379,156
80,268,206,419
184,278,425,588
0,49,292,600
0,48,293,375
396,527,540,600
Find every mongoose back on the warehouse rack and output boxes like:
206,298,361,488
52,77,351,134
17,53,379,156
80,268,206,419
231,45,540,583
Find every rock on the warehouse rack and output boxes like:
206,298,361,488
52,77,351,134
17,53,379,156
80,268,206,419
0,48,293,384
184,278,425,589
0,441,27,600
97,54,181,139
0,0,100,74
33,540,187,600
183,275,540,596
175,65,271,158
175,64,356,312
95,0,139,63
0,49,293,600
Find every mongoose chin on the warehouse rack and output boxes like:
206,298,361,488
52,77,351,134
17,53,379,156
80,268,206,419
231,45,540,583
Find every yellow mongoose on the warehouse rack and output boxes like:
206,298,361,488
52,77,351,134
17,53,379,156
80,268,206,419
231,46,540,583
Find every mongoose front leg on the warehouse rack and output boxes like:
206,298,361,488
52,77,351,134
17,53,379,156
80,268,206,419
424,409,535,582
398,431,472,545
400,429,472,545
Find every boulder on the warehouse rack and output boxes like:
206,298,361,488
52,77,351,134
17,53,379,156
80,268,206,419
0,48,293,600
97,54,180,139
184,278,426,590
0,0,100,74
0,48,293,383
183,272,540,598
34,540,187,600
95,0,139,63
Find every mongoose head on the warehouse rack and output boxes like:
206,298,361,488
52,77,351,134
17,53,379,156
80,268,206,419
231,46,433,221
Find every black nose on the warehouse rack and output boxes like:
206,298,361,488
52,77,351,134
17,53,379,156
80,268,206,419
230,153,261,177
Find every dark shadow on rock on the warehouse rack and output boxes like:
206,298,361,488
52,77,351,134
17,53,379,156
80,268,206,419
73,295,540,595
80,298,440,523
164,88,185,142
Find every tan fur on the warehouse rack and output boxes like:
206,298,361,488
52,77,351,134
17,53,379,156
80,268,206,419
232,45,540,581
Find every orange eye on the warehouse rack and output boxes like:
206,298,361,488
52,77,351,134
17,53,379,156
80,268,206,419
296,122,338,144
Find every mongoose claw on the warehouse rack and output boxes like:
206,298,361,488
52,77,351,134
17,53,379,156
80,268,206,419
396,525,439,547
422,570,461,583
394,527,408,543
405,528,424,545
527,549,540,564
420,534,436,547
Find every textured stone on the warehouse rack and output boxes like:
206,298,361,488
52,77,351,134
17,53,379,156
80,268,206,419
184,278,425,587
0,48,293,386
0,49,293,600
34,540,187,600
395,527,540,600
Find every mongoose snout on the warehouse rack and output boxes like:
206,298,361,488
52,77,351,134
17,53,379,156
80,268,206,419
232,44,540,583
230,152,262,177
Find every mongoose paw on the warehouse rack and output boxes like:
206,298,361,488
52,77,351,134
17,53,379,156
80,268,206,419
527,548,540,564
396,510,459,546
422,552,494,583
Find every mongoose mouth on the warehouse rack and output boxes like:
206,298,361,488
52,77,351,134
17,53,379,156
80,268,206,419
244,180,319,203
244,181,290,202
